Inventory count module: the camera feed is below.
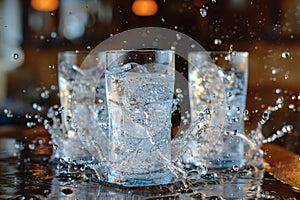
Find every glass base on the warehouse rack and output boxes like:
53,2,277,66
107,168,174,187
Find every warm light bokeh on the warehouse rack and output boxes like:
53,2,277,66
30,0,59,12
131,0,158,17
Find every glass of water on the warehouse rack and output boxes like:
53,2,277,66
188,51,249,168
105,50,175,186
56,51,107,164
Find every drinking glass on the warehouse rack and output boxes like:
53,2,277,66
105,50,175,186
188,51,249,168
56,51,106,163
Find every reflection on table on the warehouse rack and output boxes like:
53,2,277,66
0,126,299,199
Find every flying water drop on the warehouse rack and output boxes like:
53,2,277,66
214,38,222,45
281,51,290,59
12,53,19,60
199,8,207,17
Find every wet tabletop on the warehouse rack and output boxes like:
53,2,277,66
0,126,300,200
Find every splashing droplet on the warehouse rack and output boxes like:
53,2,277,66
3,108,13,118
276,96,284,105
271,68,279,75
281,51,290,58
284,72,289,79
232,164,239,171
199,8,207,17
12,53,19,60
214,38,222,45
50,32,57,38
49,64,55,69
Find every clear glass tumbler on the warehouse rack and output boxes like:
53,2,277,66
105,50,175,186
188,51,249,168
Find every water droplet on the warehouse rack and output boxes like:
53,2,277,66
41,90,50,99
229,44,234,52
214,38,222,45
12,53,19,60
284,72,289,79
271,68,279,75
282,125,293,133
25,114,32,119
281,51,290,58
275,88,282,94
3,108,13,118
32,103,38,109
49,64,55,69
176,88,182,93
40,35,45,40
243,110,250,120
57,163,64,169
50,31,57,38
199,8,207,17
232,164,239,171
26,122,36,128
276,96,284,104
161,17,165,22
28,143,35,150
289,104,295,110
212,0,217,3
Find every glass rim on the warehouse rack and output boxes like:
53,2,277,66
189,51,249,56
105,49,175,54
58,50,98,56
58,50,175,56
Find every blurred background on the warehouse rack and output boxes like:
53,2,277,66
0,0,299,152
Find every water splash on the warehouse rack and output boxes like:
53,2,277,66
18,57,297,197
